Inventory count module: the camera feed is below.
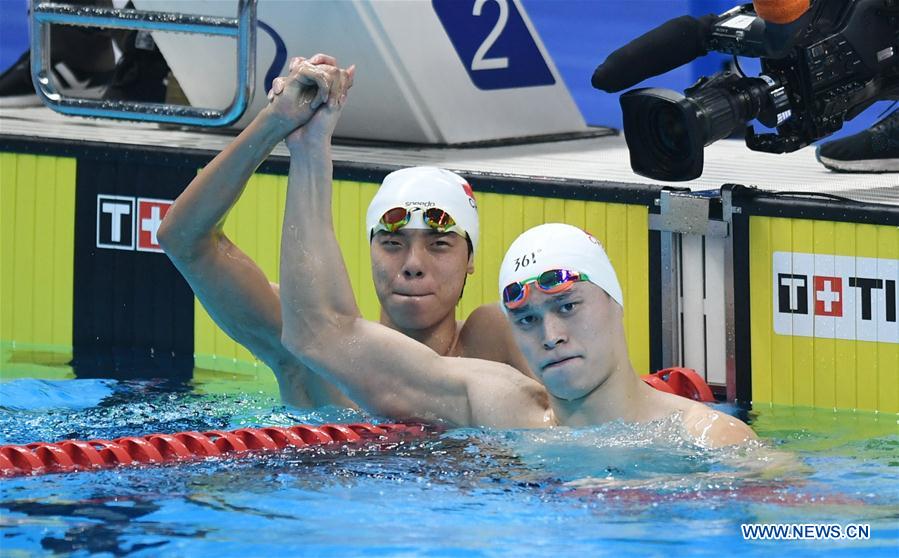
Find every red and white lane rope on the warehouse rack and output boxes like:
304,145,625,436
0,422,432,477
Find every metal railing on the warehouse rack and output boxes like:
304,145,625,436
30,0,257,127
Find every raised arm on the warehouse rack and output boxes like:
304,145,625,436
157,55,351,408
276,61,548,428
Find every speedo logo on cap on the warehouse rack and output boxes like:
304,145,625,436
403,201,435,208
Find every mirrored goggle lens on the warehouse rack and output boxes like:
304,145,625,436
502,282,526,305
380,207,411,232
536,269,578,291
423,208,455,231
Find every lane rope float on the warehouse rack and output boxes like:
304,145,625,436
642,367,716,402
0,422,433,478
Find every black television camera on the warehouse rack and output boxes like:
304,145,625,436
593,0,899,181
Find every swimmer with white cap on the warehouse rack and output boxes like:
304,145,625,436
364,166,479,334
275,57,756,447
362,164,534,375
158,53,533,410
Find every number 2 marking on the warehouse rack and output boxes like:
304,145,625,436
471,0,509,71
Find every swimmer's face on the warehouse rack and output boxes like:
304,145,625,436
371,229,474,330
506,282,618,400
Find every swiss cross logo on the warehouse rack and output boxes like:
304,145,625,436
136,198,172,253
96,194,172,253
773,252,898,344
814,276,842,317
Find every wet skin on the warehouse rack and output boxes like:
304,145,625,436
371,228,473,333
507,282,620,401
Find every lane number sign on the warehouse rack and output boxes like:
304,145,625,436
432,0,555,90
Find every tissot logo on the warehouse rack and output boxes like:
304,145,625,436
96,195,172,253
96,195,135,250
773,252,898,344
777,273,808,314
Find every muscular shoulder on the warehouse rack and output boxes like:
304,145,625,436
457,304,512,363
458,303,536,379
681,403,757,448
461,358,551,428
458,304,509,347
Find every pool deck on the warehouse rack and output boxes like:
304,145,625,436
1,106,896,206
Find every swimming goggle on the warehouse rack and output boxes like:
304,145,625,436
502,269,590,310
372,206,466,237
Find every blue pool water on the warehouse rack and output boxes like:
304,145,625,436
1,377,897,557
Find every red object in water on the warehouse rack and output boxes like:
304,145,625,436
642,367,715,402
642,373,675,394
0,422,432,478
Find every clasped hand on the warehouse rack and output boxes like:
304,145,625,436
265,53,355,149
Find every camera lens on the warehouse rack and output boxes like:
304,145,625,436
620,77,775,181
650,103,690,159
621,89,704,181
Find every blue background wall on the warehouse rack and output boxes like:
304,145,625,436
1,0,892,139
0,0,28,72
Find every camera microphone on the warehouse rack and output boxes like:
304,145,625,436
591,14,716,93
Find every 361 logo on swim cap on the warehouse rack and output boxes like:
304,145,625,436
513,250,540,272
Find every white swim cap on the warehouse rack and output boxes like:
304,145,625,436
366,166,479,253
498,223,624,307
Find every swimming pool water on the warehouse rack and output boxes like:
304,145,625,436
1,375,897,557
